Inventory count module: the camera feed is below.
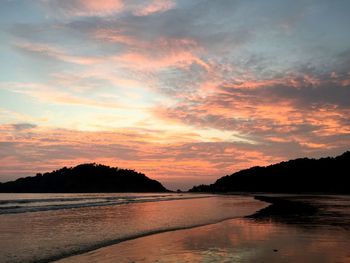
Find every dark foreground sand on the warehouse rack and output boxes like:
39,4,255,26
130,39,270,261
56,195,350,263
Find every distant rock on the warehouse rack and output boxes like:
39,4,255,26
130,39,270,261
0,163,169,193
189,151,350,194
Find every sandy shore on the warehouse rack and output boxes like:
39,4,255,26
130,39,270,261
55,195,350,263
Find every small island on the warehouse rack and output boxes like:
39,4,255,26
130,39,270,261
190,151,350,194
0,163,169,193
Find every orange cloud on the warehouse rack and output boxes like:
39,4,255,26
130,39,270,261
0,123,285,189
114,51,208,71
153,69,350,157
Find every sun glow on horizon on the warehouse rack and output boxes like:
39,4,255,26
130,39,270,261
1,0,350,190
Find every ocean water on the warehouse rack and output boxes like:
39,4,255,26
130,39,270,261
0,193,212,214
0,193,267,263
57,195,350,263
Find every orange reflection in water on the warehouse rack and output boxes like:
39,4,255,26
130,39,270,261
58,218,350,263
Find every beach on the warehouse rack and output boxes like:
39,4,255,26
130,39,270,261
1,193,349,263
56,195,350,263
0,193,266,263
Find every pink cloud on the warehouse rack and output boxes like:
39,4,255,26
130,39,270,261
15,42,102,65
41,0,176,17
81,0,124,13
134,0,176,16
96,33,210,70
41,0,124,17
114,51,208,71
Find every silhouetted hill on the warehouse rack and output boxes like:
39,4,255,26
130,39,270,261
189,151,350,194
0,163,169,193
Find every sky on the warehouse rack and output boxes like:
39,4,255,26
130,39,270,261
0,0,350,190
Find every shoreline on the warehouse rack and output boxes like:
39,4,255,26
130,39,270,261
53,194,320,263
55,194,350,263
248,195,319,220
31,194,264,263
48,214,261,263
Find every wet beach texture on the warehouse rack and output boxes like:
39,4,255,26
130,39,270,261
0,194,265,263
57,195,350,263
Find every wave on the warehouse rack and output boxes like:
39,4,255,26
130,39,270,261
35,213,259,263
0,193,212,214
0,194,267,263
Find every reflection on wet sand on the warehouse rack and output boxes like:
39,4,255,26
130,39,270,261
57,218,350,263
0,195,266,263
57,196,350,263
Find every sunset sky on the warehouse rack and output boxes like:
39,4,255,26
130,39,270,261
1,0,350,190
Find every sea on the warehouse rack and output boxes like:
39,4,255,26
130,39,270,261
57,195,350,263
0,193,267,263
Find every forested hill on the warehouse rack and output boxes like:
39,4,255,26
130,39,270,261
0,163,169,193
189,151,350,194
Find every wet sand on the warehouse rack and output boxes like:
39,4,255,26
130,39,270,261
0,195,266,263
56,195,350,263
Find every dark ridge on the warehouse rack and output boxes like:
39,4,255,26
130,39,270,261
0,163,169,193
189,151,350,194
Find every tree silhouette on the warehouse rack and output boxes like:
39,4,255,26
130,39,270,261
0,163,169,193
189,151,350,194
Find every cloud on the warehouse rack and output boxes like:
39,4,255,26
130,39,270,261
2,0,350,189
3,122,347,189
11,123,37,131
0,124,287,188
39,0,176,18
133,0,175,16
40,0,124,17
14,42,103,65
0,82,129,109
154,68,350,153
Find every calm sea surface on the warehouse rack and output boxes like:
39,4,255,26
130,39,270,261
0,193,266,263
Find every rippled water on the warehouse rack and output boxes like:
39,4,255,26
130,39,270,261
57,195,350,263
0,193,266,263
0,193,209,214
58,219,350,263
